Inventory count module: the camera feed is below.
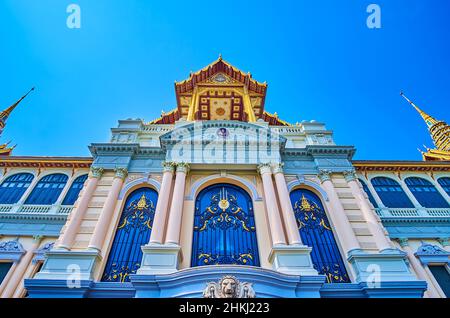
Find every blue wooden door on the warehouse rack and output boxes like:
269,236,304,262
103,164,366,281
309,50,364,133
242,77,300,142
191,184,260,267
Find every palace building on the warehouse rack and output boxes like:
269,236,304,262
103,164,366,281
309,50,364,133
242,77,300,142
0,57,449,298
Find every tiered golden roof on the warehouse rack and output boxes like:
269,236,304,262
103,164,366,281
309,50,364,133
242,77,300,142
401,92,450,161
149,56,290,126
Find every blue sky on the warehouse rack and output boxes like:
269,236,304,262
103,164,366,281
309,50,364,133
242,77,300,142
0,0,449,160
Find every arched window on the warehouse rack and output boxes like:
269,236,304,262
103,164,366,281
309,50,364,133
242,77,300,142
438,177,450,197
358,179,378,208
0,173,34,204
102,187,158,282
370,177,414,208
191,184,260,267
405,177,449,208
62,174,88,205
24,174,68,205
290,189,350,283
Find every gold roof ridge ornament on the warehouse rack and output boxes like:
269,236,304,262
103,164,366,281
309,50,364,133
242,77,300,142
0,87,35,156
401,91,450,161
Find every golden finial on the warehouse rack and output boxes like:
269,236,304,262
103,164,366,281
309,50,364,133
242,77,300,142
401,91,439,128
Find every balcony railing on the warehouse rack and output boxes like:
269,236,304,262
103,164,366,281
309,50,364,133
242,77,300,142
0,203,74,215
375,207,450,218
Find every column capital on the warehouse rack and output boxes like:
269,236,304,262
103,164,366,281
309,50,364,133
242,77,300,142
175,162,190,174
438,237,449,247
272,163,284,174
90,167,104,179
398,238,409,247
343,170,358,182
257,163,272,175
114,167,128,180
317,169,332,183
162,161,176,173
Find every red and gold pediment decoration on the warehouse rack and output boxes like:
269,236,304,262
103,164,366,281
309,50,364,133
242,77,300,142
150,56,289,126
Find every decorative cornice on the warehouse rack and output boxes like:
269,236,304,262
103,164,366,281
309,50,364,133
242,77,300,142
317,169,332,183
89,143,140,156
90,167,104,178
0,156,92,169
114,167,128,180
352,160,450,173
257,163,272,175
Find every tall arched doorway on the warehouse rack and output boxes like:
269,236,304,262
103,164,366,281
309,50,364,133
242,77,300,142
290,188,350,283
191,183,260,267
101,187,158,282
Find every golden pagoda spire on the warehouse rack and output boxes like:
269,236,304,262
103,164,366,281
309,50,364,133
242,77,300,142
400,92,439,128
0,87,35,135
401,91,450,161
0,87,35,156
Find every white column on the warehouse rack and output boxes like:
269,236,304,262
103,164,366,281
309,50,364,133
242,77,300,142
398,239,440,298
88,168,127,252
57,167,104,250
258,164,287,246
149,162,175,244
1,237,41,298
272,164,302,245
165,163,189,245
318,170,360,253
344,171,392,251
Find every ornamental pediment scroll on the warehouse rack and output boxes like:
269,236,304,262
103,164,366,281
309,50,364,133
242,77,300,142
203,275,255,298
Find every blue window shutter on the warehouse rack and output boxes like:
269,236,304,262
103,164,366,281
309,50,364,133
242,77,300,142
102,187,158,282
371,177,414,208
290,189,350,283
62,174,88,205
24,174,68,205
0,173,34,204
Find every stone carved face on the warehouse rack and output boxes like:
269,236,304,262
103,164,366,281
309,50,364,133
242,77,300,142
220,277,237,298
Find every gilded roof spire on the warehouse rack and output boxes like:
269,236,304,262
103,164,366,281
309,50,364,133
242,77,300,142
401,91,450,161
400,92,439,128
0,87,35,156
0,87,35,135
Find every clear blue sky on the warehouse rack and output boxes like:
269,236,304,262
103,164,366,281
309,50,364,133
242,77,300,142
0,0,449,160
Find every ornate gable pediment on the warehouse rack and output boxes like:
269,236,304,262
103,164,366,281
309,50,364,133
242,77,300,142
160,121,286,164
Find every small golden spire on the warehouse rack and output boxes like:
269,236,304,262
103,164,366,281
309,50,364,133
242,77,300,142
0,87,35,133
400,91,439,128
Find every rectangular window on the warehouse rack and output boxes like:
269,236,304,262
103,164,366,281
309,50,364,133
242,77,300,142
0,262,13,284
429,265,450,298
